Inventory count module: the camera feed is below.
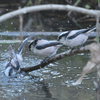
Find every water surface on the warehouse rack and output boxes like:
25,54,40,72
0,43,97,100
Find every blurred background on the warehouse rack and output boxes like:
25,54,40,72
0,0,97,32
0,1,99,100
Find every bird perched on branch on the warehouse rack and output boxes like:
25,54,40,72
4,35,34,76
57,26,96,51
28,38,62,63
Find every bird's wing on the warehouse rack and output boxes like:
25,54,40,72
36,42,62,50
67,25,96,39
67,29,86,39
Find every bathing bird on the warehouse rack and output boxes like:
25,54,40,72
4,45,23,76
28,38,62,63
5,35,34,76
57,26,96,51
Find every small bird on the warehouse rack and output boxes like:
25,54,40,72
57,26,96,50
4,45,23,76
4,35,34,76
28,38,62,63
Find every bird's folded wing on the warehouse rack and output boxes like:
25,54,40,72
36,42,62,49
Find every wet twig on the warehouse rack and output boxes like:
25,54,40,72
21,45,89,72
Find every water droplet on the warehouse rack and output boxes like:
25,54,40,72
58,15,60,17
6,31,8,33
89,25,92,27
67,21,70,23
51,71,60,75
5,49,7,51
50,28,52,31
11,22,13,25
51,18,54,20
42,30,44,32
56,23,58,25
87,88,90,90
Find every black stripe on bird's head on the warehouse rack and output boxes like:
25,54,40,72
57,31,71,41
28,38,43,51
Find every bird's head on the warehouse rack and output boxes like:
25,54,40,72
57,31,69,41
28,38,44,51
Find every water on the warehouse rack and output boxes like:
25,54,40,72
0,43,97,100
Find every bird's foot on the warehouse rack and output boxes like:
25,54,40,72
41,57,49,64
70,47,75,54
77,45,83,53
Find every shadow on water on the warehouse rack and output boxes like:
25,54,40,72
0,42,97,100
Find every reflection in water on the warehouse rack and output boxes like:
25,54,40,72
0,43,97,100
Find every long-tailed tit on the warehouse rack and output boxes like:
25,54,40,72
57,26,96,50
28,38,62,62
5,35,34,76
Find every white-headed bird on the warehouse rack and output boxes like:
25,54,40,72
57,26,96,50
28,38,62,63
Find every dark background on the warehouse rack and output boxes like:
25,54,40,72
0,0,97,32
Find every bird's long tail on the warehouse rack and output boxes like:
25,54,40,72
17,35,34,54
85,25,96,35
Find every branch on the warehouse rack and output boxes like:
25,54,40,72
21,45,89,72
19,7,23,41
0,4,98,22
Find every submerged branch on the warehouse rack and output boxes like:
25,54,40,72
21,45,89,72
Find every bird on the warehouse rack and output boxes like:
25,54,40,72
28,38,62,63
57,26,96,51
4,35,35,76
4,45,23,77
